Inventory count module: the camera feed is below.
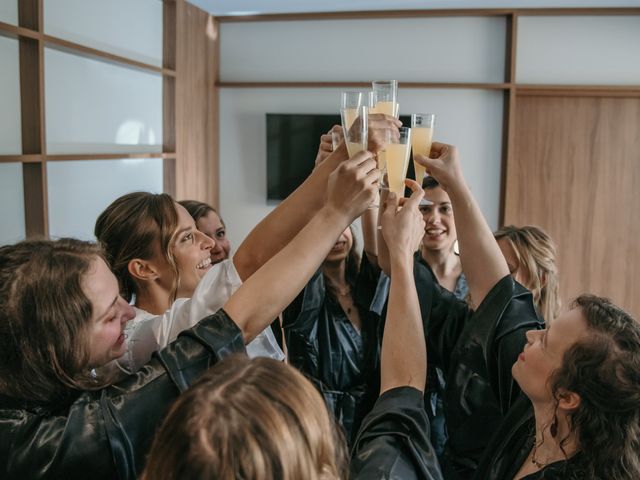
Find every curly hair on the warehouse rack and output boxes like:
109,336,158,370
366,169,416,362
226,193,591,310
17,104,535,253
141,355,347,480
494,225,560,324
551,295,640,479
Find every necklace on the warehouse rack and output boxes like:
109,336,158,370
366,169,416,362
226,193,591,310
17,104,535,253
531,441,551,469
329,284,351,297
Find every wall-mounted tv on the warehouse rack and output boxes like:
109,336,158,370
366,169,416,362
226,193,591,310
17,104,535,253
266,113,412,201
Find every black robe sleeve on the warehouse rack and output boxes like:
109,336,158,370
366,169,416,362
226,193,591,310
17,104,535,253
0,309,245,480
350,386,444,480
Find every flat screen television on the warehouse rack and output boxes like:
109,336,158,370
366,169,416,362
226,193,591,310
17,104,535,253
266,113,413,201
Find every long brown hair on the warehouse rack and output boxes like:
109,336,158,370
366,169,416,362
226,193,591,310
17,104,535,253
142,355,347,480
95,192,180,303
0,239,105,405
551,295,640,479
494,225,560,324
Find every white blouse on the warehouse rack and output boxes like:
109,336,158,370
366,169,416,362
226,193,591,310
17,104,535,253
116,258,284,372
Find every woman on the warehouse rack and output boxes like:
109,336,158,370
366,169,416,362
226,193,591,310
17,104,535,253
494,225,560,324
416,143,640,479
419,176,467,299
417,175,468,457
282,225,382,444
0,149,380,479
281,132,383,444
94,192,285,370
142,186,445,480
179,200,231,265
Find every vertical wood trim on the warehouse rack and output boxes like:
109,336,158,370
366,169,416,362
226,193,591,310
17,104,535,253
499,13,518,226
210,17,220,209
22,162,48,237
162,0,177,194
175,2,219,209
18,0,48,237
163,157,176,197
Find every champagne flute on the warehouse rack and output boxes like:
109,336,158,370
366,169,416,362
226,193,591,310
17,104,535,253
371,80,399,118
386,126,412,197
331,129,343,151
341,91,363,130
341,105,368,158
410,113,436,184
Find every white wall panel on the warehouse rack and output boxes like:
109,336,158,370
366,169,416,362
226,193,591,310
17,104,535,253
517,16,640,84
220,17,506,83
0,37,22,154
45,48,163,154
0,0,18,25
0,163,25,245
44,0,163,66
219,87,503,248
47,158,164,240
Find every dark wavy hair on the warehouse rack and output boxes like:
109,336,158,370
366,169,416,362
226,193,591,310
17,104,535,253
0,239,107,405
551,295,640,479
178,200,224,227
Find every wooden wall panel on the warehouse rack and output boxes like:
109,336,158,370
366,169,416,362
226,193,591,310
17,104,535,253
175,1,219,208
504,96,640,317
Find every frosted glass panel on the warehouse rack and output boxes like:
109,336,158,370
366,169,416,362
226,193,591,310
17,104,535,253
0,1,18,25
0,37,22,154
44,0,162,66
219,87,503,247
0,163,25,245
517,16,640,85
45,48,162,154
47,158,164,240
220,17,505,83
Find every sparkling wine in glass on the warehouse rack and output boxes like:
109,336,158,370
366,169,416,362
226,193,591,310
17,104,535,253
410,113,435,184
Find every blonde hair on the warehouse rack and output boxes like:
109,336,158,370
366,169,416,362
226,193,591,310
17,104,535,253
142,355,347,480
494,225,560,323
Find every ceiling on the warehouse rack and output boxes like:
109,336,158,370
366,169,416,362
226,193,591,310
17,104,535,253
187,0,640,17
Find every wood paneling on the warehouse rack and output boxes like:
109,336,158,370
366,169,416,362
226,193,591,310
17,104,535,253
175,1,219,208
216,8,640,23
217,81,510,89
505,96,640,317
22,162,47,237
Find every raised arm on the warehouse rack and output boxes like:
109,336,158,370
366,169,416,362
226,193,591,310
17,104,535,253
233,115,400,281
224,151,380,342
416,143,509,308
379,187,427,394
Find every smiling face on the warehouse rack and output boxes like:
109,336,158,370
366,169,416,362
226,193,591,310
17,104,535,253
419,186,457,253
83,256,136,368
195,210,231,265
170,203,216,298
512,308,589,404
325,227,354,263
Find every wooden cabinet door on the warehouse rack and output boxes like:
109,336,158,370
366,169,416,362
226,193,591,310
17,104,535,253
504,95,640,317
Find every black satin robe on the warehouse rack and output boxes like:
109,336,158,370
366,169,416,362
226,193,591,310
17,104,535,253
0,310,244,480
413,267,544,478
282,257,382,444
351,386,444,480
